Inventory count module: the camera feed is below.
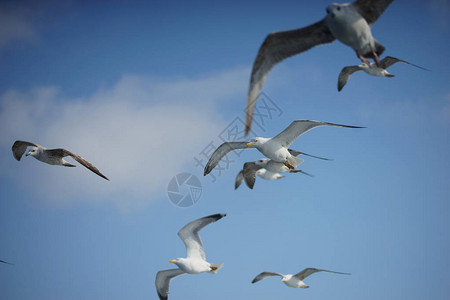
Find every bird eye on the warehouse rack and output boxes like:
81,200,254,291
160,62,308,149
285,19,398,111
337,6,341,11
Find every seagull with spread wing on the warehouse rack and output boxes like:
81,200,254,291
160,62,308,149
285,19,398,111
204,120,363,177
12,140,109,180
235,149,330,189
155,213,226,300
337,56,430,91
245,0,394,135
252,267,350,288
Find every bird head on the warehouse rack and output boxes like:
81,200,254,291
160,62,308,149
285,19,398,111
255,158,269,167
326,3,349,18
246,137,267,148
26,147,38,157
169,258,185,267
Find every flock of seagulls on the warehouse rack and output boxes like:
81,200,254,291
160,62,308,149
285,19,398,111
204,119,363,176
5,0,429,299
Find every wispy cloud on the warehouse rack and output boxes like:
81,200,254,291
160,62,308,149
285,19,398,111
0,67,249,211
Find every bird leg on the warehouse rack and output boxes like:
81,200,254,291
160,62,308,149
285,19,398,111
359,55,371,66
372,52,380,66
284,159,295,170
210,266,218,271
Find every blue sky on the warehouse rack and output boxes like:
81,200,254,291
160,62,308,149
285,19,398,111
0,0,449,299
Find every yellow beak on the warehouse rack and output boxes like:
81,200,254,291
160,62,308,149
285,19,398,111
246,142,254,147
169,260,176,263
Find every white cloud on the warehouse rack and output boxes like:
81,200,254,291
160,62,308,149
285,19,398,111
0,67,249,211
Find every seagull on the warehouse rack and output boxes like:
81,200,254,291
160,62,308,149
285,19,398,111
235,158,311,190
204,120,363,177
245,0,394,135
252,267,351,288
155,213,226,300
235,149,330,189
337,56,430,91
12,140,109,180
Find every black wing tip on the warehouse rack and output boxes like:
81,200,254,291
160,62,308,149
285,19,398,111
204,213,227,221
157,292,167,300
251,279,257,284
245,124,251,136
204,166,211,176
100,174,110,181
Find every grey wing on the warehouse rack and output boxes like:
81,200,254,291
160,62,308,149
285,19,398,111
245,19,335,135
12,140,40,161
338,65,362,91
287,148,332,160
272,120,365,148
177,213,226,260
251,271,284,283
0,260,13,265
235,170,244,190
204,142,249,176
352,0,395,25
242,162,264,190
379,56,430,71
294,268,351,280
47,149,109,180
155,268,185,300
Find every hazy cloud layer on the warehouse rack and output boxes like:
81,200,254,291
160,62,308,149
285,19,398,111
0,68,249,211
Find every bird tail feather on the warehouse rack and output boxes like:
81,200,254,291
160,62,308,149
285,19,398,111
289,156,304,168
209,263,224,274
374,40,385,56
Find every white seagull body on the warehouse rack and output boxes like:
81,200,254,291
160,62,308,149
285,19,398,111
204,120,363,177
252,268,351,288
155,213,226,300
235,148,330,189
245,0,394,135
12,140,109,180
338,56,430,91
